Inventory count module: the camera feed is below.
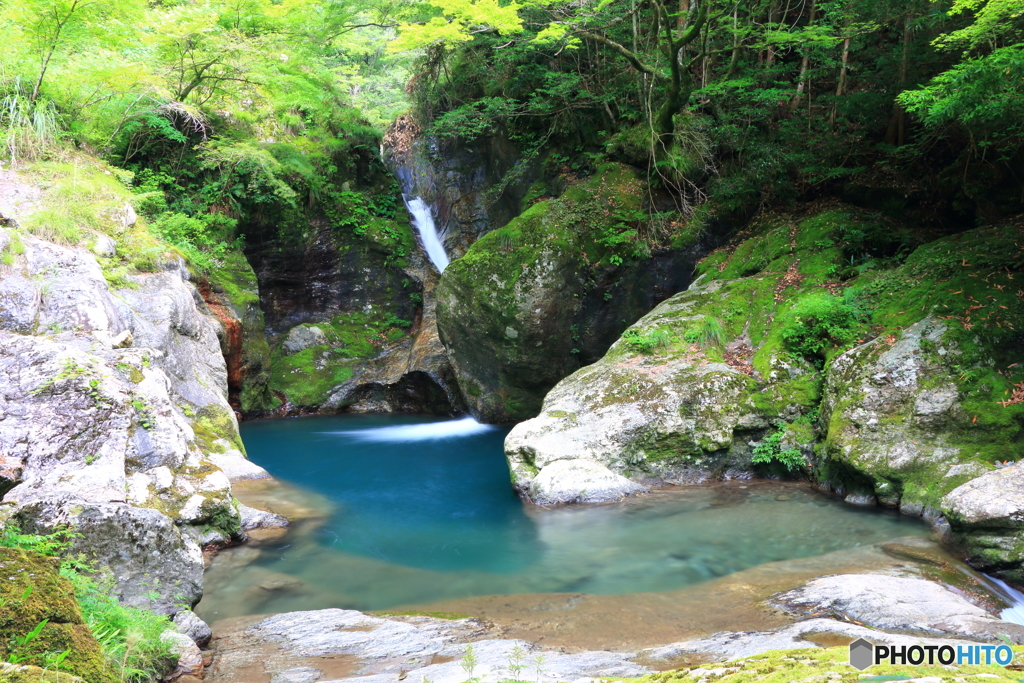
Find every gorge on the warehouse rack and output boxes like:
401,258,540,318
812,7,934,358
1,0,1024,680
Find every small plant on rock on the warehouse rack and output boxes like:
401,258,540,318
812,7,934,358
751,422,805,471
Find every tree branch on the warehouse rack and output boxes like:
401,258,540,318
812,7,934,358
576,30,667,81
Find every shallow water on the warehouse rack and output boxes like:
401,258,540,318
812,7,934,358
195,414,930,621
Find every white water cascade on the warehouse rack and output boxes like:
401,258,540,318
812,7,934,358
983,574,1024,626
325,416,495,442
405,196,449,273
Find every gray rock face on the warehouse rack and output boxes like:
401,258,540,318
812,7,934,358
207,609,649,683
13,496,204,613
282,325,328,355
771,574,1024,642
505,277,791,504
821,318,983,509
0,204,276,612
238,503,289,531
942,465,1024,578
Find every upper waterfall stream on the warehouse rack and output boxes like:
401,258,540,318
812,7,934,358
405,196,449,272
195,414,931,622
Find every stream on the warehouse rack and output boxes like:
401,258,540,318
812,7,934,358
195,414,932,623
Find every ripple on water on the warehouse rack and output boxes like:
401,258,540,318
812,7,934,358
195,414,932,624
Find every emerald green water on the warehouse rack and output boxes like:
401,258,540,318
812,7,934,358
195,414,930,621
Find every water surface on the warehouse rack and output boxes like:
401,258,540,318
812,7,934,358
196,414,930,621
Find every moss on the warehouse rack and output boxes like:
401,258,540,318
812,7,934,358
0,663,83,682
270,346,355,407
191,405,242,454
0,549,115,683
632,645,1024,683
199,499,241,537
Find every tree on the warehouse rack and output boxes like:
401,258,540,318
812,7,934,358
391,0,709,147
6,0,142,102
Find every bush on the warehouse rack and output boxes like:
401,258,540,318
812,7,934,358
780,293,862,359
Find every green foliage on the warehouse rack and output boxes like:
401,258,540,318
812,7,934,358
0,91,64,163
683,316,727,349
751,423,805,472
0,526,173,683
0,527,75,556
779,293,863,360
60,570,174,683
621,328,672,354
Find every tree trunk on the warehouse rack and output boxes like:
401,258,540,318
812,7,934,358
789,0,816,111
829,35,851,126
885,11,913,146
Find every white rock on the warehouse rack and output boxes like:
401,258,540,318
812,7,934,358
528,459,647,505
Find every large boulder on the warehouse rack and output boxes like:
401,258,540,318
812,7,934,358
819,317,988,508
942,465,1024,580
0,163,270,612
438,163,698,423
503,206,876,501
814,223,1024,574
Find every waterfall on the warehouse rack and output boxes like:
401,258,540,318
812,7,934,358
325,416,494,442
405,196,449,273
983,574,1024,625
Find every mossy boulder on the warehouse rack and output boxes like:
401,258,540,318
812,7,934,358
437,162,698,423
0,549,114,683
504,206,874,500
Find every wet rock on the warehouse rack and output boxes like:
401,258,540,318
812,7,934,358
173,609,213,648
207,609,648,683
238,503,289,531
161,630,204,680
528,460,647,505
771,574,1024,642
642,617,979,663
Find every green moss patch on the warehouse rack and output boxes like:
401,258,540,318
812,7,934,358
635,645,1024,683
0,549,115,683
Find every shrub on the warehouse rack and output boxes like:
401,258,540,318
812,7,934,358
780,293,862,359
